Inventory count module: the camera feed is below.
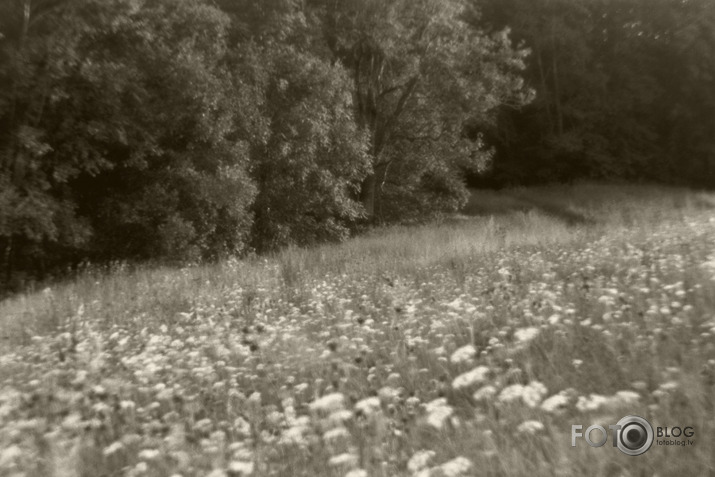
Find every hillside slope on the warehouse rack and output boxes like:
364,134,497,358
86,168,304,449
1,184,714,476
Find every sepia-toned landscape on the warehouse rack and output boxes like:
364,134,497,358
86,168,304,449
2,0,714,475
2,185,714,476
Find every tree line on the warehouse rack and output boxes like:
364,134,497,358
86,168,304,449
0,0,712,290
475,0,715,187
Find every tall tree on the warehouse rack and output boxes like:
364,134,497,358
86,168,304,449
241,44,371,250
312,0,531,220
0,0,256,285
216,0,372,250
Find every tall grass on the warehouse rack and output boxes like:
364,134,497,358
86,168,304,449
2,183,712,348
1,183,714,477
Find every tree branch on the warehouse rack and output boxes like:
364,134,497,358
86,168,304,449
374,75,419,154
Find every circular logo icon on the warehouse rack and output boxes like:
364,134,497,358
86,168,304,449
616,415,654,456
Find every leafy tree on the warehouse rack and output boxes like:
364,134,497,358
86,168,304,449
240,44,371,250
311,0,531,221
217,1,372,250
0,0,256,285
1,0,92,281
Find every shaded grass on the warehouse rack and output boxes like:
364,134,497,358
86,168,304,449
1,183,712,350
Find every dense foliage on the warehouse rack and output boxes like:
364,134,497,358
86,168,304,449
1,0,713,288
0,0,527,287
474,0,715,186
0,0,257,282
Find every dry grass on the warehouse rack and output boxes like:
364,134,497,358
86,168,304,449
1,183,714,476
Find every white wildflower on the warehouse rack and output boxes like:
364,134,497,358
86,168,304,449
328,453,358,467
323,427,350,441
517,420,545,434
446,298,464,311
424,398,454,429
473,385,497,401
498,384,525,404
355,397,381,416
522,381,547,408
345,470,368,477
133,462,150,474
279,425,307,446
615,390,640,403
378,386,400,402
228,461,254,475
309,393,345,413
514,327,540,343
452,366,490,389
575,394,610,412
327,409,354,425
440,456,473,477
450,344,477,364
233,417,251,437
138,449,160,461
103,441,124,456
541,392,570,413
0,445,22,467
497,381,546,407
408,450,436,473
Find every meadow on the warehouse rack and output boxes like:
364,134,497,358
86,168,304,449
1,183,714,477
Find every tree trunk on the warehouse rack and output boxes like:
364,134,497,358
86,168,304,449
550,19,564,136
359,173,376,220
3,236,13,285
551,53,564,136
536,49,554,135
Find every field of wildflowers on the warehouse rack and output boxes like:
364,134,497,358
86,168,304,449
1,184,714,476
